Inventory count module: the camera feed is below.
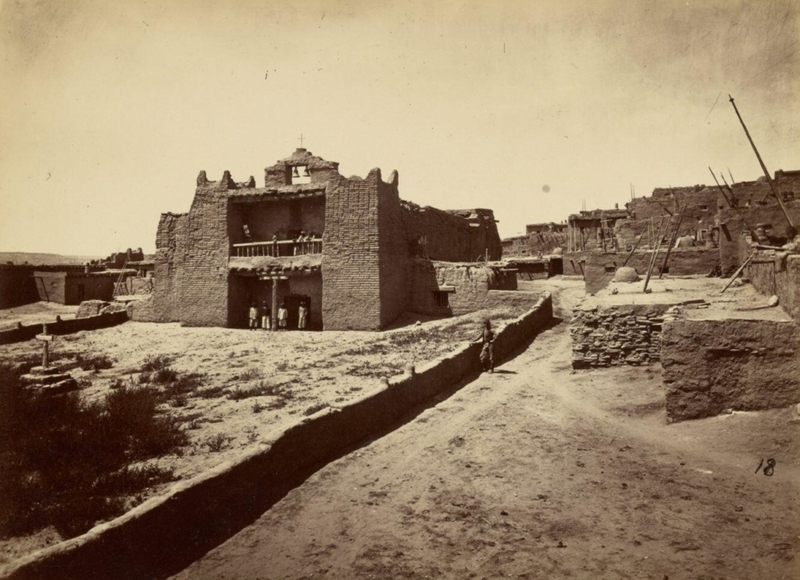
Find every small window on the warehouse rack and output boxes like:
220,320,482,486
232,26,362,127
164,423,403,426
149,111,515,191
433,291,450,308
604,262,617,273
700,205,708,211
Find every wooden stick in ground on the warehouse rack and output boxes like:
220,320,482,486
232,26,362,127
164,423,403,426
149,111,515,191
720,254,754,293
621,234,644,267
659,197,687,279
643,218,669,293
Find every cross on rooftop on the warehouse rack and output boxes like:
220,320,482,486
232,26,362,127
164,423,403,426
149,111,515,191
298,133,305,148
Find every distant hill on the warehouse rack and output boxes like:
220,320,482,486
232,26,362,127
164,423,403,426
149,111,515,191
0,252,103,266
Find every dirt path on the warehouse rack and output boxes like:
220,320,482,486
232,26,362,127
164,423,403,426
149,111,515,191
163,285,796,579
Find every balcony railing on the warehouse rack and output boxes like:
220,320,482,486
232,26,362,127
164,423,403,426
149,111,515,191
232,239,323,258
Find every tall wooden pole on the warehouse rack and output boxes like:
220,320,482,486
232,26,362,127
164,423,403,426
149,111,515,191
728,95,794,230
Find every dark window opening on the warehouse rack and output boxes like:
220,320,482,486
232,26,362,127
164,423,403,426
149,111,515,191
700,205,708,211
433,291,450,308
604,263,617,273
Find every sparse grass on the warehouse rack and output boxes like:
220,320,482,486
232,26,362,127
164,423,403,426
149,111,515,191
74,353,115,372
196,385,229,399
140,355,172,373
0,361,187,540
228,380,284,401
204,433,233,452
303,403,328,416
252,401,266,413
239,367,263,381
275,361,289,372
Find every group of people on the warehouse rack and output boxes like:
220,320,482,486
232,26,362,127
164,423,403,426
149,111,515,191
291,230,321,255
248,301,309,331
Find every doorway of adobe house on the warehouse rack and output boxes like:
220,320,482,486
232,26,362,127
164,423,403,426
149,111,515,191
284,294,310,330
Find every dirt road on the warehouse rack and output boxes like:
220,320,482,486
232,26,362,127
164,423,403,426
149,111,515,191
172,284,800,580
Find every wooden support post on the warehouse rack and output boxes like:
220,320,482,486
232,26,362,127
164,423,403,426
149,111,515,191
271,280,279,331
720,254,754,293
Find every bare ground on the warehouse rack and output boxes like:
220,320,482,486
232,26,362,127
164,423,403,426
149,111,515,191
170,282,800,580
0,293,541,565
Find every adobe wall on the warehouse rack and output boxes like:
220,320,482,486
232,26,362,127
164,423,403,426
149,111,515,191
0,265,38,309
31,272,66,304
149,213,186,322
377,171,410,327
0,311,128,345
718,200,800,275
748,254,800,321
409,260,517,316
321,172,383,330
662,317,800,422
179,186,232,327
402,204,502,262
581,249,719,294
571,304,669,368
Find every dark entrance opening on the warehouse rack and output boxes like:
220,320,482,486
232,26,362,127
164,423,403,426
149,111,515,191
77,283,85,303
284,293,310,330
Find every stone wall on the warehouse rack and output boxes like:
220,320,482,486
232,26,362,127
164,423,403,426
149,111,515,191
748,254,800,321
662,317,800,422
571,304,670,368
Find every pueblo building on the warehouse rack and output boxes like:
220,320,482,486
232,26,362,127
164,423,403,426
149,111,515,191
134,149,504,330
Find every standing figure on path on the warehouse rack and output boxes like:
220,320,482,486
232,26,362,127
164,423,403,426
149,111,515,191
248,303,258,331
298,302,308,330
277,302,288,330
479,319,495,373
261,300,271,331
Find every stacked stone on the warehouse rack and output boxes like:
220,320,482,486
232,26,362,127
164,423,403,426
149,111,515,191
570,306,670,368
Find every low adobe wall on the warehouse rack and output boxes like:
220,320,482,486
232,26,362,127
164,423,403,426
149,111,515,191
0,311,129,346
748,254,800,321
662,317,800,422
581,249,719,294
0,295,553,580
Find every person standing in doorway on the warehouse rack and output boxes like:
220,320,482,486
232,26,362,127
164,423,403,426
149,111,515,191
261,300,271,331
277,302,288,330
248,303,258,331
298,302,308,330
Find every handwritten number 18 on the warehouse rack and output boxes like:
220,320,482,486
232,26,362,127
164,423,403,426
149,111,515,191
755,458,775,476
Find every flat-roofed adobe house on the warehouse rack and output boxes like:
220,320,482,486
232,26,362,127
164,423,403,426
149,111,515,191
137,149,505,330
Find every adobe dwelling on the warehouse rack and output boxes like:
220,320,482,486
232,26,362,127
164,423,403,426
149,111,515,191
563,169,800,291
133,149,505,330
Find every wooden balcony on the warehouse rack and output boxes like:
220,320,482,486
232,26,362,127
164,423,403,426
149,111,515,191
232,239,323,258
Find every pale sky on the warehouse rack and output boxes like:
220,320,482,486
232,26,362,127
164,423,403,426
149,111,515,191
1,0,798,255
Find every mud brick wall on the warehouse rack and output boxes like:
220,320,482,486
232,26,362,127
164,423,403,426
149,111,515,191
409,260,517,316
148,213,186,322
322,172,383,330
748,254,800,321
402,205,502,262
377,171,410,327
178,188,232,327
0,265,38,308
719,200,800,276
619,186,720,249
662,317,800,422
571,304,671,369
580,249,720,294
